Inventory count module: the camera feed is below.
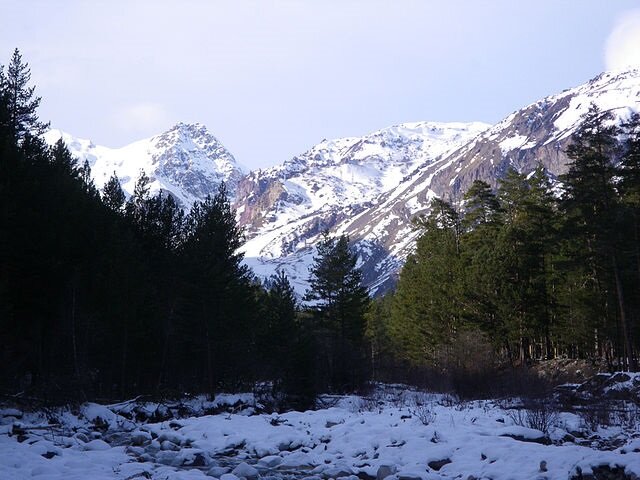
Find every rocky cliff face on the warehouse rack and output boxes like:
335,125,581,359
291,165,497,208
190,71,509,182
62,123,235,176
234,122,490,293
234,122,489,234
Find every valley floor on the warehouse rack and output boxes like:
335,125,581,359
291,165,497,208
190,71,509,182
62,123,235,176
1,385,639,480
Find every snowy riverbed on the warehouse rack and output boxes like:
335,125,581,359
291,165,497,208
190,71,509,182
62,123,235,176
1,386,639,480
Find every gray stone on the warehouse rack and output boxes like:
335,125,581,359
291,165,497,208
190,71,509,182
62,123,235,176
258,455,283,468
428,459,451,471
131,430,152,446
398,475,422,480
161,440,179,451
221,474,241,480
73,432,89,444
208,466,230,478
376,465,396,480
183,452,208,467
232,462,260,480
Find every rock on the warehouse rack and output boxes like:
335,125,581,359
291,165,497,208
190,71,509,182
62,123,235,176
570,465,632,480
357,471,376,480
83,439,111,451
145,441,161,454
74,432,90,443
161,440,179,451
428,459,451,471
131,430,152,446
1,408,22,418
258,455,283,468
208,466,230,477
376,465,396,480
221,474,241,480
278,441,292,451
323,466,353,479
156,451,180,466
125,446,145,457
232,462,260,480
398,475,422,480
540,461,548,472
158,431,182,445
184,452,208,467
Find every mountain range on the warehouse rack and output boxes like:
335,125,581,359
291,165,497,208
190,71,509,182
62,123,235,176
45,68,640,296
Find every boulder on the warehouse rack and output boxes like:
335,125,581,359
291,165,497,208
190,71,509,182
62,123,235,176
428,459,451,471
221,474,241,480
208,466,230,477
232,462,260,480
376,465,396,480
258,455,283,468
83,439,111,451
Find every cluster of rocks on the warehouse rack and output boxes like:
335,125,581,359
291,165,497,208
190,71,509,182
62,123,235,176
555,372,640,405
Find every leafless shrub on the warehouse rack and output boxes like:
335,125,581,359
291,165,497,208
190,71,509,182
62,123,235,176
411,402,436,425
437,393,460,408
574,401,640,432
410,393,437,425
357,395,382,413
508,399,559,434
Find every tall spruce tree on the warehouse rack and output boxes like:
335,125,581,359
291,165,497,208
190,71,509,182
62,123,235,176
181,182,254,390
305,232,369,392
2,49,48,143
391,198,464,368
102,172,126,212
495,167,558,363
560,104,635,369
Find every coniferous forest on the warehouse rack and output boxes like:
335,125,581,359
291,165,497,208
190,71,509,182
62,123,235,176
1,50,640,406
370,105,640,391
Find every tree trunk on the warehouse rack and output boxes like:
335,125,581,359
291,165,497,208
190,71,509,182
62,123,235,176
612,255,636,371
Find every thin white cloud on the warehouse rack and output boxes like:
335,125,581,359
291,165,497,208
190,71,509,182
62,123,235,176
112,102,172,139
605,9,640,71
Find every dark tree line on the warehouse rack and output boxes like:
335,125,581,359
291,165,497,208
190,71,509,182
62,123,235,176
0,50,370,404
370,104,640,382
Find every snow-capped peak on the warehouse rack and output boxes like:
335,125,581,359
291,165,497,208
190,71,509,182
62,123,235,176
45,123,244,206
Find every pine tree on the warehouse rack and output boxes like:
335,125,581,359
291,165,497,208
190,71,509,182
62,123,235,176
391,198,464,368
560,104,635,369
102,172,126,212
49,138,80,178
305,232,369,392
126,169,150,227
495,167,558,363
463,180,502,229
181,182,253,390
620,113,640,282
460,181,505,350
1,49,49,143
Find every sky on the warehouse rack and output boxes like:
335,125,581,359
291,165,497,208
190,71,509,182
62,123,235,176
2,1,640,170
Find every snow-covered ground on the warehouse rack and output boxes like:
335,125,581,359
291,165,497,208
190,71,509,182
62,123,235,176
1,386,639,480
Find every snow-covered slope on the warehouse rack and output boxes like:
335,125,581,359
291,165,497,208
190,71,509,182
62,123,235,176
44,123,244,206
234,122,490,293
242,68,640,295
336,68,640,293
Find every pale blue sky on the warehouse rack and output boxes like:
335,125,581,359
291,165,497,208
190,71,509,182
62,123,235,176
2,1,640,169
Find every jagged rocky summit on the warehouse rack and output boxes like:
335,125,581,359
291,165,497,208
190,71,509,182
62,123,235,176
44,122,244,207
